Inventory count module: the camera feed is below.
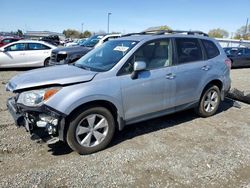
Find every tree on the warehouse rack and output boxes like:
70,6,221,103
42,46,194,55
63,29,81,38
159,25,172,30
208,28,229,38
80,30,92,38
144,25,172,32
17,29,23,37
234,24,250,40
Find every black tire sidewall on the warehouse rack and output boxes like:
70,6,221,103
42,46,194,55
197,85,221,117
44,58,50,67
66,107,115,155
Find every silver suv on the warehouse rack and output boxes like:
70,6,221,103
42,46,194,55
6,30,231,154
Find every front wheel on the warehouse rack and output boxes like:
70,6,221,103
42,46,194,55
195,85,221,117
66,107,115,154
44,58,50,67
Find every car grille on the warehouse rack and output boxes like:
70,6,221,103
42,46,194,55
50,52,58,62
50,52,67,63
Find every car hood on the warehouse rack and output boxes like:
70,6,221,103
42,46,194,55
6,65,97,92
53,46,92,54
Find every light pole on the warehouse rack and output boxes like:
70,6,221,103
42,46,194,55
81,23,84,33
107,12,112,33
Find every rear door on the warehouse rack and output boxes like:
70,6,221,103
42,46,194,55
25,43,51,66
171,37,206,106
0,43,27,67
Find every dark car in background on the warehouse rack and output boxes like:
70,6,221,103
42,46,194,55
49,33,121,65
0,36,22,47
40,35,60,46
223,47,250,68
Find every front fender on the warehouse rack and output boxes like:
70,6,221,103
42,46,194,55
44,78,124,118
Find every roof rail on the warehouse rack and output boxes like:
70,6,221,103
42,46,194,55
154,30,208,37
122,30,209,37
121,31,149,37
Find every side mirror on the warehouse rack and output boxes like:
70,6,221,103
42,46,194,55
0,48,7,52
131,61,146,80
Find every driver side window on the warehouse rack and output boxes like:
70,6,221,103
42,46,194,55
119,39,172,75
6,43,26,51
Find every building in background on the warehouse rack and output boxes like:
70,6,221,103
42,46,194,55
216,38,250,48
24,31,65,40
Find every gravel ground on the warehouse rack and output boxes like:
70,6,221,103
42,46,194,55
0,68,250,188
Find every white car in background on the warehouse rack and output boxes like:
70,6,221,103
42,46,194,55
0,40,56,68
64,38,88,47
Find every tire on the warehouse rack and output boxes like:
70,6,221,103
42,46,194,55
44,58,50,67
195,85,221,117
66,107,115,155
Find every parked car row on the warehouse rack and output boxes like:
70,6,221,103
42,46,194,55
0,34,121,68
6,30,231,154
1,33,249,69
64,38,88,47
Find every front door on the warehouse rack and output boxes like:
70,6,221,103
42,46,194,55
0,43,27,67
118,39,175,121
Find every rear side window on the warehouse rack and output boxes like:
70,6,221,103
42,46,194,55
201,39,220,59
175,38,203,64
3,39,11,43
28,43,50,50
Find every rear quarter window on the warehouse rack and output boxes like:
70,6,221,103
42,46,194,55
201,39,220,59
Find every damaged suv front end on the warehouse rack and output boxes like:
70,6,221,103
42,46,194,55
6,86,64,139
5,64,98,141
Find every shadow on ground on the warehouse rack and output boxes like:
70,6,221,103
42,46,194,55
47,98,234,156
47,141,73,156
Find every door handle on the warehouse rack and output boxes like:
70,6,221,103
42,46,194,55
201,65,210,71
166,73,176,80
19,53,25,55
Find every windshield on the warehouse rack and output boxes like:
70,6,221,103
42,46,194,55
80,35,104,47
75,40,138,72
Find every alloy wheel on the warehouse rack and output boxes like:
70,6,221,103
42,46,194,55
75,114,109,147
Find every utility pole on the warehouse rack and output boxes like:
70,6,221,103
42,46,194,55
107,12,112,33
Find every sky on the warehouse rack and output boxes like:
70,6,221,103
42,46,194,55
1,0,249,35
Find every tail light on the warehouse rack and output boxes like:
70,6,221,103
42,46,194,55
224,58,232,69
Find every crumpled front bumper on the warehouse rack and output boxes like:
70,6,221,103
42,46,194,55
6,96,66,141
7,97,25,127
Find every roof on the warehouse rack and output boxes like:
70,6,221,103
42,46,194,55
2,39,57,48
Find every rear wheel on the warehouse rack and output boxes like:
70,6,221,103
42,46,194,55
195,85,221,117
66,107,115,154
